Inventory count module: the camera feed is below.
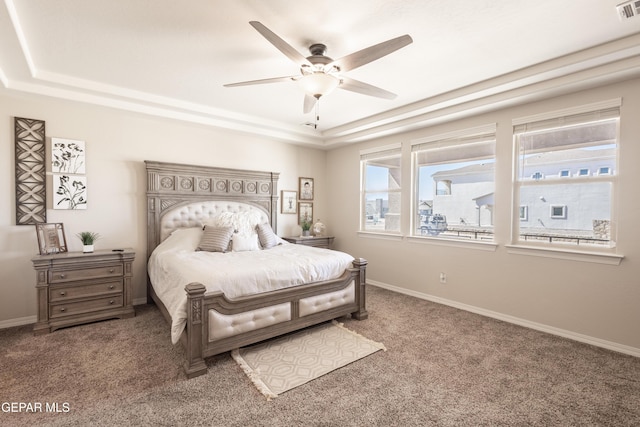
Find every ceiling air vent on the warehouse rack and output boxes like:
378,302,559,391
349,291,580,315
617,1,640,20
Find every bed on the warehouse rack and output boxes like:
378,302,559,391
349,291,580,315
145,161,368,378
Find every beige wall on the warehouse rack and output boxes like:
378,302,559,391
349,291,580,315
326,77,640,353
0,89,327,324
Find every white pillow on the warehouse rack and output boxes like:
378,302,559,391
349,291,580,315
231,233,261,252
204,211,263,237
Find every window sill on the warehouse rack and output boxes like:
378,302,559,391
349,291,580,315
505,244,624,265
407,236,498,251
357,231,404,241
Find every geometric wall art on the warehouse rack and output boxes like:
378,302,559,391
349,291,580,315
15,117,47,225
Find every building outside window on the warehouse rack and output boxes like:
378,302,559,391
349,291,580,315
360,144,402,233
512,100,620,248
411,124,496,240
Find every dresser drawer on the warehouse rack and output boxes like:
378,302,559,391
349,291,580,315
49,264,123,283
49,295,124,318
49,279,123,302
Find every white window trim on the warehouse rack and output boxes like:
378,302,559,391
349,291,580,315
360,143,402,234
549,205,567,219
506,244,623,265
520,206,528,221
410,123,497,241
511,99,621,261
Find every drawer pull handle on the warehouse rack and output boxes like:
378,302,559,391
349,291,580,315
109,300,115,305
60,307,66,312
108,285,115,290
59,291,66,296
108,268,115,273
59,274,65,279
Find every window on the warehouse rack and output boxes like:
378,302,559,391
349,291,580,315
520,206,528,221
513,100,619,248
550,205,567,219
411,124,496,240
532,172,544,180
360,144,402,233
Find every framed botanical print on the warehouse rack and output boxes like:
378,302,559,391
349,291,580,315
53,174,87,210
299,177,314,201
298,202,313,225
51,138,86,174
281,190,297,214
35,223,68,255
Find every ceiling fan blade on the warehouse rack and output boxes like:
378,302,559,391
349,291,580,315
224,75,297,87
339,76,397,100
303,94,316,114
328,34,413,73
249,21,312,67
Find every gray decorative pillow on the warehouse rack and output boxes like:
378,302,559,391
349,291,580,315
197,226,234,252
256,223,278,249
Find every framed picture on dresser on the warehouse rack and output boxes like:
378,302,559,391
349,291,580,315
35,222,68,255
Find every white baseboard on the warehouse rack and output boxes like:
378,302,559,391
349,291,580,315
0,315,37,329
368,280,640,358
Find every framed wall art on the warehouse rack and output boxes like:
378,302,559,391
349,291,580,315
281,190,297,214
15,117,47,225
51,138,86,174
53,174,87,210
298,202,313,225
299,177,314,200
35,222,68,255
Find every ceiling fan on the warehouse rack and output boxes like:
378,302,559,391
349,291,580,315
224,21,413,117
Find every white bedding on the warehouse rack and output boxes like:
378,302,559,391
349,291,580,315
148,227,354,344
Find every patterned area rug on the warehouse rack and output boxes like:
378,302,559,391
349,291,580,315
231,320,386,399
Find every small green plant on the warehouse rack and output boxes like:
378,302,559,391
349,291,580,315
300,213,312,233
77,231,100,245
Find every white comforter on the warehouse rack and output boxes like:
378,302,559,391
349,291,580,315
147,227,354,344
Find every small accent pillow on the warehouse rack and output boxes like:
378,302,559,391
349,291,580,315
231,233,261,252
256,223,278,249
197,226,234,252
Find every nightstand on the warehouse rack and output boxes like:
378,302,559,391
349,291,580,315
282,236,334,249
31,249,135,334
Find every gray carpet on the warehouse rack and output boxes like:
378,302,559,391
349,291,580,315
1,286,639,426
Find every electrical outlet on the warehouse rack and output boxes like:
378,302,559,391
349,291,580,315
439,272,447,284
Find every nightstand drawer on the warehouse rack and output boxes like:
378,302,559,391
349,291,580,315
49,264,123,283
49,295,124,318
49,279,123,302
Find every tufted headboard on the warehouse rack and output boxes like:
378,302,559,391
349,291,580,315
145,161,279,258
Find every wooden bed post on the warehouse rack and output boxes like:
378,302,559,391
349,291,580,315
352,258,369,320
184,283,208,378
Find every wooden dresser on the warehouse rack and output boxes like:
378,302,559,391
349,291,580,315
282,236,334,249
31,249,135,334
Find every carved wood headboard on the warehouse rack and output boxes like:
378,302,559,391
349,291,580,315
145,161,279,257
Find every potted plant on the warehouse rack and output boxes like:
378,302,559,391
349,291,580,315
77,231,100,253
301,217,312,237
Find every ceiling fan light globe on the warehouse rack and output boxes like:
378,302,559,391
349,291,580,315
297,73,340,99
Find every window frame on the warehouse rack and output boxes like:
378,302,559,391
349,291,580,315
359,143,403,236
511,99,621,256
410,124,497,242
